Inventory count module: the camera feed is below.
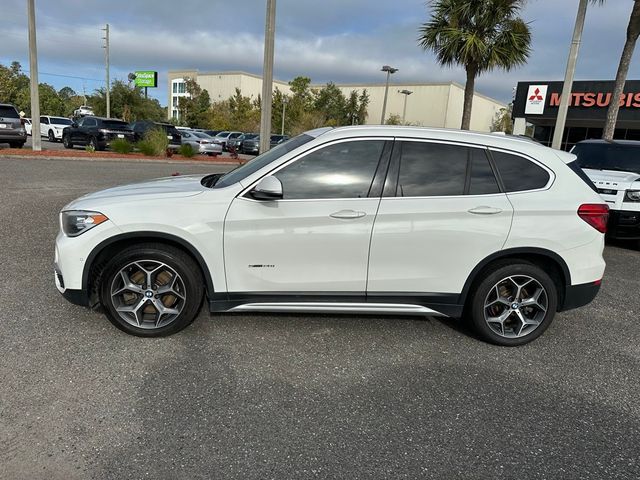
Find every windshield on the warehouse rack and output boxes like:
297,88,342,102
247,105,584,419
213,134,315,188
217,131,230,138
51,117,72,125
193,132,212,139
572,143,640,175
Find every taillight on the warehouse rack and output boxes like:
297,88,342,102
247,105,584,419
578,203,609,233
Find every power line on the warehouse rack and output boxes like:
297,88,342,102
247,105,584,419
22,70,103,82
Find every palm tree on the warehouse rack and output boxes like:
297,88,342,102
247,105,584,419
603,0,640,140
418,0,531,130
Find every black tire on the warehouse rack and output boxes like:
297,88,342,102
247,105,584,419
63,134,73,149
99,243,205,337
8,141,24,149
467,260,558,346
48,130,55,142
89,136,102,151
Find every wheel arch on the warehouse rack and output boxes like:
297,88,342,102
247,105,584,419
82,232,215,306
460,247,571,311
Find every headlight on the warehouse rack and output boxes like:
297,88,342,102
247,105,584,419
61,210,108,237
625,190,640,202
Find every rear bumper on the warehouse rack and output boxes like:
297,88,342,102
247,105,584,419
559,281,601,312
606,209,640,240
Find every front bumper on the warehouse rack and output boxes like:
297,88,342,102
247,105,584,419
607,209,640,240
198,144,223,154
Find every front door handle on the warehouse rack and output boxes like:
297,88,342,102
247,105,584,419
468,206,503,215
330,209,366,219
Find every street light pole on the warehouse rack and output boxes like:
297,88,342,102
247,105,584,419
102,24,110,118
552,0,588,150
27,0,41,151
399,89,413,124
259,0,276,154
281,97,288,135
380,65,398,124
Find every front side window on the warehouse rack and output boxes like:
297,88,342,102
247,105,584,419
273,140,385,200
491,151,550,192
84,118,97,127
396,142,468,197
40,116,49,125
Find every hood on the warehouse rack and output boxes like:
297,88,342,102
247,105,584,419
584,168,640,189
64,174,208,210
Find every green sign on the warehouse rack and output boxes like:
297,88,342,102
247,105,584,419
134,71,158,88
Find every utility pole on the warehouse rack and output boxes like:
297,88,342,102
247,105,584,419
281,97,288,135
259,0,276,154
102,24,110,118
380,65,398,124
552,0,588,150
27,0,41,151
399,89,413,124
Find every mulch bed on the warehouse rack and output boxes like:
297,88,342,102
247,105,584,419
0,148,248,164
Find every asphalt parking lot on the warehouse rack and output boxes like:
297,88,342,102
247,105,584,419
1,157,639,479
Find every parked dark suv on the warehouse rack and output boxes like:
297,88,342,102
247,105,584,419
0,104,27,148
62,117,135,151
131,121,182,151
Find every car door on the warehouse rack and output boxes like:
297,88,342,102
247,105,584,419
367,139,514,299
40,116,49,137
80,117,97,144
223,138,392,295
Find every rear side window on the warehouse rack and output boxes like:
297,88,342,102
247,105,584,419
0,106,19,119
397,142,467,197
491,151,550,192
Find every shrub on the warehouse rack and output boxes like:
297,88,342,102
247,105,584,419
85,144,95,153
178,143,195,158
137,128,169,156
110,138,133,154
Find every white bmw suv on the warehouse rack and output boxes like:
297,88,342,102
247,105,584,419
55,126,608,346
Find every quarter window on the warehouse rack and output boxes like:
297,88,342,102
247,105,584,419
274,140,385,199
491,151,550,192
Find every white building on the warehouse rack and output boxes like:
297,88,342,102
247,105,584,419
168,70,505,131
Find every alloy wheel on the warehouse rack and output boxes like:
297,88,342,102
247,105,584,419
483,275,548,339
110,260,186,329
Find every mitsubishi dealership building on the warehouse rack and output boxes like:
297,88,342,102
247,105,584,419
513,80,640,150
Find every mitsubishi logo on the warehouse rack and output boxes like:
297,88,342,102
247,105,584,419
529,88,544,101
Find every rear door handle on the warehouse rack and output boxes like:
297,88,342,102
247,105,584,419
330,209,366,219
468,206,503,215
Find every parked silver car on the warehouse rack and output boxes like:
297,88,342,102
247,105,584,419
180,130,223,155
0,104,27,148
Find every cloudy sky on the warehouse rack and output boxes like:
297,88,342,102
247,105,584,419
1,0,636,106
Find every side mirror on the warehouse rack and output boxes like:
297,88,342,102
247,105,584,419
71,122,78,128
250,176,283,201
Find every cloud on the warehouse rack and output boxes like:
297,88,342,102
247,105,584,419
1,0,638,105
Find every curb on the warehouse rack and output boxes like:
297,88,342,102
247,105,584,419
0,154,244,166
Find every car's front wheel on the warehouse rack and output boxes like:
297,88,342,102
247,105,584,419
468,261,558,346
48,130,56,142
99,244,204,337
63,135,73,149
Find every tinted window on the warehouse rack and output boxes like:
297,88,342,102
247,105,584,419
572,143,640,175
0,106,19,118
83,118,97,127
51,117,72,125
40,116,49,124
469,148,500,195
396,142,467,197
274,140,384,199
568,160,598,192
491,151,550,192
101,120,129,129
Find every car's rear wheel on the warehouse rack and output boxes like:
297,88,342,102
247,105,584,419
468,261,558,346
63,134,73,149
99,244,204,337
